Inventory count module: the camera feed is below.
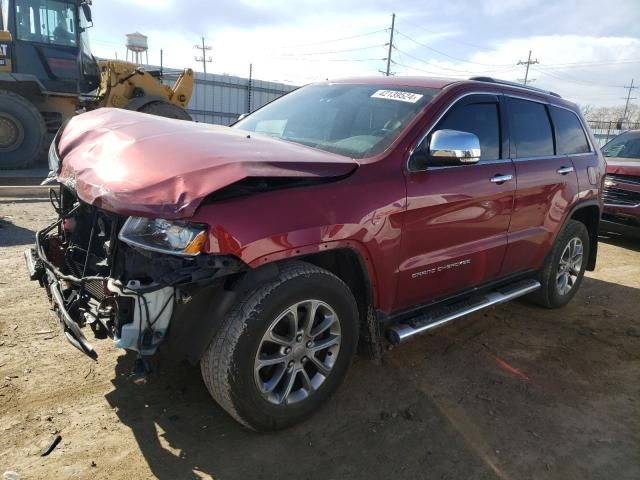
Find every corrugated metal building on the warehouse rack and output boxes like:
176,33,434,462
162,68,297,125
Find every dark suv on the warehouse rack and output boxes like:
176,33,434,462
26,76,605,431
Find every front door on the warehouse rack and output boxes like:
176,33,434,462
394,93,515,311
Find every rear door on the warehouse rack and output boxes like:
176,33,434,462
394,93,516,311
500,96,579,276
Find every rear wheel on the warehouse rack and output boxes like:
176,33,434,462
0,90,47,169
136,101,192,121
200,262,359,431
529,220,590,308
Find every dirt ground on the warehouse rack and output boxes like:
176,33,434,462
0,198,638,480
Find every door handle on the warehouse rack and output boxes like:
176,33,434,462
557,166,574,175
490,174,513,184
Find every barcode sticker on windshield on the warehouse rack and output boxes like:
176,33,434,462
371,90,424,103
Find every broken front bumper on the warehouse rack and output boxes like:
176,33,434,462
25,246,98,358
26,215,246,361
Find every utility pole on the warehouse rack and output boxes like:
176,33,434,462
194,37,212,75
517,50,539,85
160,49,163,77
621,79,637,125
385,13,395,77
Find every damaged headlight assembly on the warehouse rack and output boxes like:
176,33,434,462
118,217,207,256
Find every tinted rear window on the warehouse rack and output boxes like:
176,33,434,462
550,107,590,155
508,98,554,158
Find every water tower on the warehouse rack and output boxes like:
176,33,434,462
126,32,149,65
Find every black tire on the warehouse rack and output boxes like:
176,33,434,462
529,220,590,308
0,90,47,169
200,262,359,431
136,101,192,121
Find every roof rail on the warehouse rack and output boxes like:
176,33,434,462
469,76,562,98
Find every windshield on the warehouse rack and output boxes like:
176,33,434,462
602,131,640,159
234,84,438,159
15,0,77,47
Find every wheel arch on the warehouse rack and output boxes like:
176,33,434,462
251,244,381,358
567,200,601,271
164,244,382,366
295,249,380,355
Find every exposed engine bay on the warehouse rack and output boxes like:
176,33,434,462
26,185,245,367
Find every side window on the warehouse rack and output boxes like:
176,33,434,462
550,106,590,155
508,98,554,158
437,102,500,160
15,0,77,46
15,3,36,41
1,1,8,31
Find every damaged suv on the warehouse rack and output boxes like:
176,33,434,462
27,76,604,431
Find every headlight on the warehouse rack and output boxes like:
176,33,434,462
118,217,208,256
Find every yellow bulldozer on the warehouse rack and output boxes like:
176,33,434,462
0,0,193,168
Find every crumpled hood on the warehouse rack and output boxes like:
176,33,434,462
57,108,358,218
605,157,640,176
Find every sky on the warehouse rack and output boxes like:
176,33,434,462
87,0,640,107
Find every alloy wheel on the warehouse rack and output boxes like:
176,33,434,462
556,237,584,296
254,300,341,405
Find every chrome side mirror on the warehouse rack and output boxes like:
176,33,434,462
429,129,481,164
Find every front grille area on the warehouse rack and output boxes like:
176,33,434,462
602,213,640,227
603,174,640,206
605,173,640,186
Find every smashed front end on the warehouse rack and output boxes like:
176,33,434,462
26,183,245,372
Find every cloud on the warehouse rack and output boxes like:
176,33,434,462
87,0,640,106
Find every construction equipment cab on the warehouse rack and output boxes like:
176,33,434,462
0,0,193,169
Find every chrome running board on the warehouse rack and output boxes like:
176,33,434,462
387,279,541,345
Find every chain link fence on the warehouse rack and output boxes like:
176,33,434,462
587,120,640,146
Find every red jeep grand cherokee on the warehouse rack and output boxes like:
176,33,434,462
600,130,640,236
27,76,605,431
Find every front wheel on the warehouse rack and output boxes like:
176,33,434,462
529,220,590,308
0,90,47,169
136,101,192,121
200,262,359,431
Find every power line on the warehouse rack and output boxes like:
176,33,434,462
280,44,386,57
394,29,512,67
286,29,387,49
194,37,212,75
392,58,519,78
390,60,445,76
397,15,494,51
393,43,519,75
517,50,538,85
271,56,384,63
538,58,640,68
622,79,638,123
531,66,622,88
